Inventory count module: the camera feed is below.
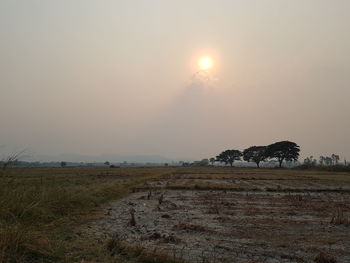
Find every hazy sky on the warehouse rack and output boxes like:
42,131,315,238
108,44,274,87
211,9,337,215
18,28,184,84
1,0,350,161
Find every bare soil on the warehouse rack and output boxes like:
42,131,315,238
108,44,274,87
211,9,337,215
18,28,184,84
85,169,350,263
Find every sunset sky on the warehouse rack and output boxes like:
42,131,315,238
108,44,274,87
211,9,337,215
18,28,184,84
1,0,349,161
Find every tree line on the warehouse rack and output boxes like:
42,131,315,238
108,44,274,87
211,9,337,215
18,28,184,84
215,141,300,168
303,154,344,167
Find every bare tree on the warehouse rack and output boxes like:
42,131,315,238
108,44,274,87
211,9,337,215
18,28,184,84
1,150,26,170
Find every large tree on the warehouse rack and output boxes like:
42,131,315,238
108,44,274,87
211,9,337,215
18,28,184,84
216,150,242,167
243,146,267,168
266,141,300,168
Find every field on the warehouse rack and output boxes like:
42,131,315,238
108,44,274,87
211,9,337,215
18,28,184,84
1,167,350,263
0,167,175,262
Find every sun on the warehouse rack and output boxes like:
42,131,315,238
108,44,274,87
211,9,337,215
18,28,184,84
198,56,213,70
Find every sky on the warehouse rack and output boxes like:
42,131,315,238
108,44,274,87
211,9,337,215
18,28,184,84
1,0,350,162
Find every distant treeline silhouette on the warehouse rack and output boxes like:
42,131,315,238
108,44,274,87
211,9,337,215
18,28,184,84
215,140,300,168
303,154,342,166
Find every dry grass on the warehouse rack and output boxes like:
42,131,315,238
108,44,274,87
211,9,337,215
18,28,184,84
1,166,349,263
0,167,174,263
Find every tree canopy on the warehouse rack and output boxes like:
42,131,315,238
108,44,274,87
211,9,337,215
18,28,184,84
243,146,267,168
216,150,242,167
265,141,300,168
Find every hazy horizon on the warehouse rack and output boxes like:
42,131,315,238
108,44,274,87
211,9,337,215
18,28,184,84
1,0,350,162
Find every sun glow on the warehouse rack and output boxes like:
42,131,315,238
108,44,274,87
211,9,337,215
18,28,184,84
198,56,213,70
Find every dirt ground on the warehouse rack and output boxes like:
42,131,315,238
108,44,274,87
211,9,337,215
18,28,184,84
86,169,350,263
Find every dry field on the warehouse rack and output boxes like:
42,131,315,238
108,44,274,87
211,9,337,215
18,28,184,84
1,167,350,263
0,166,175,263
86,168,350,263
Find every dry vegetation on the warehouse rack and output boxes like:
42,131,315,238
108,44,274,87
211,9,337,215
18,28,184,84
1,167,350,263
87,167,350,263
0,167,174,263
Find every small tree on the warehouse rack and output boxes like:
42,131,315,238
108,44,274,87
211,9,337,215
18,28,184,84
216,150,242,167
266,141,300,168
104,161,110,166
243,146,267,168
200,159,209,166
191,159,209,167
324,157,333,166
319,156,325,165
331,154,340,165
60,161,67,167
303,156,317,167
209,157,216,166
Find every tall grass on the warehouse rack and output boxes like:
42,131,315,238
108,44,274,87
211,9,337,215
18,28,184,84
0,167,173,262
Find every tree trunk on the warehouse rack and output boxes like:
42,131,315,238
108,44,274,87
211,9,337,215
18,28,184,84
256,162,260,168
229,161,233,167
279,159,283,168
